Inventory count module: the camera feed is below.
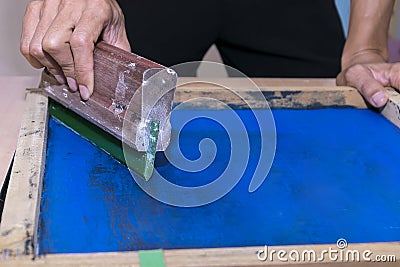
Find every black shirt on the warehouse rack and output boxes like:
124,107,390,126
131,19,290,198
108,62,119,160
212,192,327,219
117,0,345,77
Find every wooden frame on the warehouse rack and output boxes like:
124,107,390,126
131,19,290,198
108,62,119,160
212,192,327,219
0,79,399,266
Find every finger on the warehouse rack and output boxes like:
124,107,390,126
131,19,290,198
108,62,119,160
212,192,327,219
387,63,400,91
70,8,112,100
42,4,82,91
360,78,388,108
343,64,388,108
30,0,65,82
21,0,44,69
103,27,131,52
101,2,131,52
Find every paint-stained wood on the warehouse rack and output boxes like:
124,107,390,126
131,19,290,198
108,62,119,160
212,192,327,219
381,87,400,128
0,242,399,266
0,76,39,192
163,242,400,266
0,92,48,258
41,42,176,151
178,77,338,87
174,79,368,109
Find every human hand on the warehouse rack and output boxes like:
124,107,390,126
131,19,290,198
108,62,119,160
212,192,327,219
336,52,399,108
21,0,131,100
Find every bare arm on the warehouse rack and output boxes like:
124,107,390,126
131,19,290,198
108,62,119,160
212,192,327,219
337,0,397,108
342,0,393,66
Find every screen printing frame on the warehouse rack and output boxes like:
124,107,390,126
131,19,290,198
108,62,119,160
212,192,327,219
0,78,400,266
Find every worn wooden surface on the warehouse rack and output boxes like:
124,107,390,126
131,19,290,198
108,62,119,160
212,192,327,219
382,87,400,128
0,76,39,190
174,78,368,109
41,42,176,151
1,242,399,266
0,92,48,257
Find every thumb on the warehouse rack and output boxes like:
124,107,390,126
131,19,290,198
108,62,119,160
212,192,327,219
337,64,388,108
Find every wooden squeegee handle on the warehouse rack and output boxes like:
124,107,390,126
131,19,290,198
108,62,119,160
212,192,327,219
41,41,176,151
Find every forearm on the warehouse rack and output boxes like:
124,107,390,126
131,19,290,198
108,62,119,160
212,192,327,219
341,0,395,69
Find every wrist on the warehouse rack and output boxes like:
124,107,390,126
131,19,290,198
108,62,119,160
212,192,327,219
341,48,388,70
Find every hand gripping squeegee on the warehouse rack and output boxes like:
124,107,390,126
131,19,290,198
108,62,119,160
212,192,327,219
40,42,177,180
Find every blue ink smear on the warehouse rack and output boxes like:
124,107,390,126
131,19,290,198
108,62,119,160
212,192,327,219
38,109,400,254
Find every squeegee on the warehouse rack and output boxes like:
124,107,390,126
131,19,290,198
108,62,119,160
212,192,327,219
40,42,177,180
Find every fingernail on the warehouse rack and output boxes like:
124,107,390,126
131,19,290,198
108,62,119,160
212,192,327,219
371,91,388,107
79,85,90,101
54,75,66,84
67,77,78,91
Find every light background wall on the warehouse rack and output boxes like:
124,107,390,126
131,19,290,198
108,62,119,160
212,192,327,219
0,0,40,76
